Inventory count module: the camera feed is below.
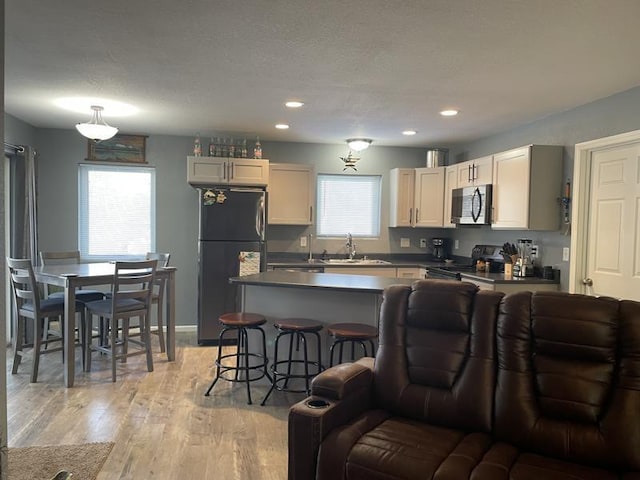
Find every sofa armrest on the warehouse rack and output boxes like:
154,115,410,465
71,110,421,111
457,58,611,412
288,360,374,480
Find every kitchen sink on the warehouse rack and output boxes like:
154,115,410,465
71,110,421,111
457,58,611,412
323,258,391,265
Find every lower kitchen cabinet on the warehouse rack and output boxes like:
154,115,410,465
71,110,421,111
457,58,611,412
324,267,398,277
462,276,559,293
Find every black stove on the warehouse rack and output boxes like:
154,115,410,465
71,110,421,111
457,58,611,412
427,245,505,280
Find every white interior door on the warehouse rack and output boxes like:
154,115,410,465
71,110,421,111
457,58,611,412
571,130,640,299
585,144,640,298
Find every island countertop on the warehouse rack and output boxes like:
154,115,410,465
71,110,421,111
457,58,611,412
229,271,416,293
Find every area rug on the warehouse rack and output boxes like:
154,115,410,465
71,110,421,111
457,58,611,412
8,442,114,480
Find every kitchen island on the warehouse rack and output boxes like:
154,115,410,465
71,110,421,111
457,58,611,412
229,271,416,373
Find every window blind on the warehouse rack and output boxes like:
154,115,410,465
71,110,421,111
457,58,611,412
316,174,381,237
78,164,156,260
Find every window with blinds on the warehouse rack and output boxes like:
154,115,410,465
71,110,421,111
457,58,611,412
78,164,156,260
316,174,382,237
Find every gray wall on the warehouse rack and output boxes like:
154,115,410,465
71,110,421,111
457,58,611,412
446,86,640,291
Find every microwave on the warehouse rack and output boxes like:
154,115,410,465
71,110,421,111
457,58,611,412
451,184,492,225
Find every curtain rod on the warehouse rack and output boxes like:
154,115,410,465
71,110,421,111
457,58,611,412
4,142,25,153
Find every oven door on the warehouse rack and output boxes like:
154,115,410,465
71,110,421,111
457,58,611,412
426,267,462,280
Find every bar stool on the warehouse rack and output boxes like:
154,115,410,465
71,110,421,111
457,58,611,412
261,318,324,406
327,322,378,367
204,312,271,405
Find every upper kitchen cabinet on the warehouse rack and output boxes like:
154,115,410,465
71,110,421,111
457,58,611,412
414,167,445,227
268,163,315,225
491,145,563,230
389,167,445,228
456,155,493,187
187,156,269,186
389,168,415,227
443,165,458,228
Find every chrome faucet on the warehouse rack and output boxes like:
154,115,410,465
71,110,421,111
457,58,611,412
346,233,356,260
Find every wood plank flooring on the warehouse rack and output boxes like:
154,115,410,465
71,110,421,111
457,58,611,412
6,331,299,479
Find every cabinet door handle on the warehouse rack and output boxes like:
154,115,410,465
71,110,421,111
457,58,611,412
473,164,477,181
309,206,313,222
416,208,420,223
223,162,227,180
468,165,472,182
230,162,234,179
409,208,413,225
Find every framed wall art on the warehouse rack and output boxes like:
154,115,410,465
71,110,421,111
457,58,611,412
87,134,147,163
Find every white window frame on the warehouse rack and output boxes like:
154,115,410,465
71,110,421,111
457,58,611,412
78,163,156,261
316,174,382,238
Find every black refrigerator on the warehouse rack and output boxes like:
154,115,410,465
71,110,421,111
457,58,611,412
197,187,267,345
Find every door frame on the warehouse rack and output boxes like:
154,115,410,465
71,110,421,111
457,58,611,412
570,128,640,294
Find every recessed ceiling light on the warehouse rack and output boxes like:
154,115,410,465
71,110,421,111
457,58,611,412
275,123,290,130
402,130,417,136
54,97,139,116
285,101,304,108
440,109,459,117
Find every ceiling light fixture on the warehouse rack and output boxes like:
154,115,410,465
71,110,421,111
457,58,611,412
275,123,290,129
346,138,372,152
75,105,118,141
402,130,417,136
285,101,304,108
440,109,459,117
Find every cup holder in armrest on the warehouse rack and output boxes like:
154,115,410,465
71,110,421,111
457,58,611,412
306,399,330,409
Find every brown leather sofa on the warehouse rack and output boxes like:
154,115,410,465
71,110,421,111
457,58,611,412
288,280,640,479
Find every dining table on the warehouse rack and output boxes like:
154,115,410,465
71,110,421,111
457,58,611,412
35,262,177,387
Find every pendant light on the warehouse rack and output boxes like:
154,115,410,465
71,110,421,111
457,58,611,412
346,138,372,152
75,105,118,141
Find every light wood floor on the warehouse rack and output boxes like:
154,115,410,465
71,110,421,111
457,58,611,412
6,331,300,479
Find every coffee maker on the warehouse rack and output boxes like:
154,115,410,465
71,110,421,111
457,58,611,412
431,238,448,260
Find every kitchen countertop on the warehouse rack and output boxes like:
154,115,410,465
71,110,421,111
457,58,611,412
230,271,416,293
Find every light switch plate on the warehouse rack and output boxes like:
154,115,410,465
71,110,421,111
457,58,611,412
300,236,307,247
454,239,459,250
562,247,570,261
419,238,427,248
400,238,410,248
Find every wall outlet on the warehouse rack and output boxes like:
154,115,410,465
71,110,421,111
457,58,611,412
562,247,570,261
419,238,427,248
530,244,539,259
454,239,459,250
300,236,307,247
400,237,410,248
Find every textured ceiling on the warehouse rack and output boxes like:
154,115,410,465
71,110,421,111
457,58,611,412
5,0,640,147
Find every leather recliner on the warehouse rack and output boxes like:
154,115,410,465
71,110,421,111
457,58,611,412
288,280,640,479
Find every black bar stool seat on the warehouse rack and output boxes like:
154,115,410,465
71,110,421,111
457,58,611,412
204,312,271,405
261,318,323,406
327,322,378,367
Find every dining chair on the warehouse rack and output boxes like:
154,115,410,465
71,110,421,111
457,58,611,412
38,250,105,303
7,257,87,382
84,260,157,382
145,252,171,352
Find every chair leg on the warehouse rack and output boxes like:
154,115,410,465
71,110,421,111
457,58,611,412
85,313,93,372
110,318,118,382
31,317,43,383
155,298,166,353
12,316,24,374
143,314,154,373
205,326,229,396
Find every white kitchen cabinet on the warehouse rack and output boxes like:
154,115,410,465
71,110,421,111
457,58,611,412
491,145,562,230
396,267,425,279
456,155,493,187
461,276,559,293
389,167,445,228
187,156,269,186
268,163,314,225
443,165,458,229
323,267,398,277
414,167,445,227
389,168,415,227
